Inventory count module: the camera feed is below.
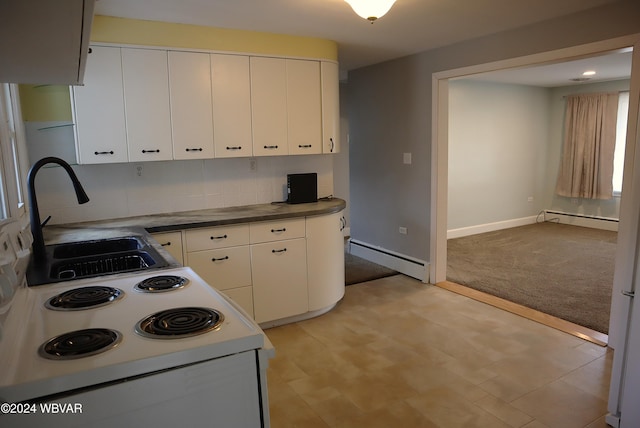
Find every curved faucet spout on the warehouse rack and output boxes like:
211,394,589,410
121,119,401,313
28,157,89,262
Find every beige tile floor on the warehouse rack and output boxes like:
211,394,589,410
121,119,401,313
265,274,613,428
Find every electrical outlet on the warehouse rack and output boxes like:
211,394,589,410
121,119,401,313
403,153,412,165
249,158,257,172
527,196,534,202
135,164,143,177
399,226,407,235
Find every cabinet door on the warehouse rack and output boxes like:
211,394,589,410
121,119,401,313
287,60,322,155
73,46,128,164
222,286,254,318
151,231,184,265
187,246,252,291
168,51,215,160
251,238,308,323
122,48,173,162
321,61,340,153
211,54,253,158
250,57,288,156
306,211,345,311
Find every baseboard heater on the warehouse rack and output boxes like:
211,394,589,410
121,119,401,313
349,239,428,283
543,210,618,231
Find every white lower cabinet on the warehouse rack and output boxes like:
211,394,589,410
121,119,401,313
251,238,308,323
173,210,343,325
306,210,345,311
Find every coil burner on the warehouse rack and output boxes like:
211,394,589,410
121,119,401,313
45,286,124,311
134,275,189,293
135,307,224,339
39,328,122,360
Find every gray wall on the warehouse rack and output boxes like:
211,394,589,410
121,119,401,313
348,0,640,262
448,80,550,231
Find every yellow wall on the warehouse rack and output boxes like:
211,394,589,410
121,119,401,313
20,15,338,121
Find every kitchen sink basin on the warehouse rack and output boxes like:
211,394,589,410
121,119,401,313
52,237,143,259
26,235,169,286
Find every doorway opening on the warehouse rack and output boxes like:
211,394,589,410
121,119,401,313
430,36,640,347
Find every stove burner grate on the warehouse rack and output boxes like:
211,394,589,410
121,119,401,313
39,328,122,360
135,307,224,339
134,275,189,293
46,286,124,310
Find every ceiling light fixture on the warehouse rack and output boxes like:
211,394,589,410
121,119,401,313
344,0,397,23
582,70,596,76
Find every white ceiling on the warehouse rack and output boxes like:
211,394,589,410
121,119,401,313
94,0,621,72
463,50,633,87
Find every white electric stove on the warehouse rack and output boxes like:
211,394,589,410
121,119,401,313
0,220,272,428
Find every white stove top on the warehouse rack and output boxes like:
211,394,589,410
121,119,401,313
0,266,265,403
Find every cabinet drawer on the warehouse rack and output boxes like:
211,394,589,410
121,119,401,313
187,246,252,291
151,231,184,265
185,224,250,252
250,218,305,244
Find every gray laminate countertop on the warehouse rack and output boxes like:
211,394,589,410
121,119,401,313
43,198,346,246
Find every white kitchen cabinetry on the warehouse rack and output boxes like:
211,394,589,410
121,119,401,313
122,48,173,162
306,210,345,311
251,237,308,324
250,219,307,323
72,46,128,164
250,57,288,156
151,231,184,265
287,60,322,155
168,51,215,160
211,54,253,158
321,61,340,154
185,225,254,317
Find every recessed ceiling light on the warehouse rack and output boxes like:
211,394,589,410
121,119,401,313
582,70,597,76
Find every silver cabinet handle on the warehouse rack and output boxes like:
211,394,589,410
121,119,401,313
142,149,160,153
226,146,242,150
185,148,203,152
298,144,312,148
329,137,334,152
271,228,286,233
212,256,229,261
94,151,114,155
160,241,171,247
263,145,278,149
272,248,287,253
210,234,228,240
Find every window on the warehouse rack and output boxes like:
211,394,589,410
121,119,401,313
613,91,630,194
0,83,28,221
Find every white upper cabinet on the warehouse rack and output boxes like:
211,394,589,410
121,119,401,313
73,46,339,162
321,61,340,153
168,51,215,160
211,54,253,158
250,57,288,156
122,48,173,162
287,60,322,155
73,46,128,164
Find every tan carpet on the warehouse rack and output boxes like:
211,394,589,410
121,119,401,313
447,222,617,334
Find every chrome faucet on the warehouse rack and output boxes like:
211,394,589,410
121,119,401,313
27,157,89,262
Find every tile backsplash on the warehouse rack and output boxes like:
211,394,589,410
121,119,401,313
33,155,334,225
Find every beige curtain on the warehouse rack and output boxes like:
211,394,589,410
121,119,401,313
555,92,619,200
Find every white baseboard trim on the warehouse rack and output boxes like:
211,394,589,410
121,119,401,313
543,210,618,231
447,216,538,239
348,239,429,283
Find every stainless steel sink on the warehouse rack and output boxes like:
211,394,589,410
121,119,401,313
26,236,169,286
52,237,143,259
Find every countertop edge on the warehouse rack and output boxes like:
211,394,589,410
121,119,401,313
43,199,346,245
